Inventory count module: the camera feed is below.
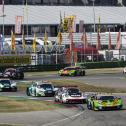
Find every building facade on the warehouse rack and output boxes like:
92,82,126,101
1,0,122,6
0,6,125,37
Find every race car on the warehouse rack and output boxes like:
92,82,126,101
87,94,123,110
26,81,55,97
58,66,85,76
0,67,24,80
54,86,87,103
0,78,17,92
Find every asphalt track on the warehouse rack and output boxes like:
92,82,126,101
0,71,126,126
24,72,126,87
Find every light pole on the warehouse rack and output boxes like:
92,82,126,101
1,0,5,49
92,0,96,32
1,14,6,38
0,14,6,35
0,14,6,53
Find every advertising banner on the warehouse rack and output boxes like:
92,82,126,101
63,15,76,33
0,55,31,66
15,16,22,34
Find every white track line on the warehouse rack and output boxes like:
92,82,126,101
42,111,84,126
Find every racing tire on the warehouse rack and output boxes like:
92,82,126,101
12,87,17,92
54,98,59,102
16,73,21,80
34,90,38,97
83,71,85,76
60,98,65,104
61,99,64,103
74,71,77,76
26,88,30,96
87,101,92,110
80,71,84,76
59,74,63,76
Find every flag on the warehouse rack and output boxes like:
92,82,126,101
22,31,25,49
68,28,75,65
0,34,3,53
98,16,101,33
11,31,15,51
57,30,62,46
81,29,88,47
68,30,74,52
64,11,65,19
44,30,48,46
32,33,36,53
108,29,112,50
15,16,22,34
96,30,101,50
25,0,28,37
115,29,121,49
59,11,63,31
73,15,76,32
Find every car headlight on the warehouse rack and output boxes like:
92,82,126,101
0,84,3,88
11,83,16,87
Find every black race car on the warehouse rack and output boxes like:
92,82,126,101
0,68,24,80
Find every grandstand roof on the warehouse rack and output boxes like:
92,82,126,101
0,5,126,25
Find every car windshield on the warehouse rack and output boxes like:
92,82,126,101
64,67,80,70
68,88,80,94
5,68,16,73
98,96,115,100
39,84,53,90
0,80,11,85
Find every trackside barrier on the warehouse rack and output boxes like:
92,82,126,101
0,64,70,72
0,61,126,72
76,61,126,69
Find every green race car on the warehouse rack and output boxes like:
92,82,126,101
87,94,123,111
58,66,85,76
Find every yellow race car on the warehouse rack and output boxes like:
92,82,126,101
87,94,123,111
58,66,85,76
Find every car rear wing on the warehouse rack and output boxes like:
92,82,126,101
54,85,78,88
54,85,78,91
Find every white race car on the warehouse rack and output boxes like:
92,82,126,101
26,81,55,97
54,87,87,103
0,78,17,92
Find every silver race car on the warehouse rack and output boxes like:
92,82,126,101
26,81,55,97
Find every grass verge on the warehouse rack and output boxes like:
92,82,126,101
0,96,64,112
24,68,123,77
18,79,126,93
0,124,23,126
51,80,126,93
